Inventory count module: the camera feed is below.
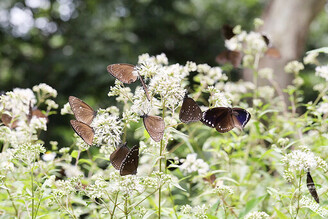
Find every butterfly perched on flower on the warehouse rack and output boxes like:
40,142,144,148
69,96,96,145
141,114,165,142
110,143,140,176
107,63,151,101
201,107,250,133
179,94,202,124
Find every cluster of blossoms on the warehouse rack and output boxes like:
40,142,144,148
300,197,328,217
179,153,209,175
180,204,209,219
244,211,269,219
315,65,328,82
282,146,328,182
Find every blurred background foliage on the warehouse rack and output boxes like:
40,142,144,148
0,0,327,147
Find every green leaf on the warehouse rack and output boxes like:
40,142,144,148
71,150,79,158
239,195,267,218
78,159,92,166
274,207,289,219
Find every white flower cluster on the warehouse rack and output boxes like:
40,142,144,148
33,83,58,98
317,102,328,114
315,65,328,82
207,86,231,107
244,211,269,219
212,185,234,196
282,146,328,182
180,204,209,219
284,61,304,74
197,64,227,86
179,153,209,175
92,111,123,156
13,142,46,164
300,196,328,217
108,80,133,103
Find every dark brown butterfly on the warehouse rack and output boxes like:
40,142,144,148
261,34,281,58
179,94,202,123
221,24,235,40
307,171,319,203
107,63,138,84
201,107,251,133
107,63,151,101
1,113,18,129
69,96,96,126
215,50,242,68
70,120,94,145
203,174,216,187
28,102,49,123
110,143,140,176
141,114,165,142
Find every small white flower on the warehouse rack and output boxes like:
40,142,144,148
33,83,57,98
244,211,269,219
179,153,209,175
42,152,56,162
315,65,328,81
60,102,73,115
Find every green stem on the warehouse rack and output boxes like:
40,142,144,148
31,169,35,219
294,173,303,218
111,192,119,219
158,100,166,219
4,182,18,217
124,195,128,219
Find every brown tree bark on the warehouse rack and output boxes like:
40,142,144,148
243,0,326,91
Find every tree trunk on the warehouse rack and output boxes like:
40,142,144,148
243,0,326,91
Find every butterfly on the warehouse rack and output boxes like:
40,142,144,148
261,34,281,58
307,171,319,203
201,107,250,133
179,94,202,123
215,50,242,68
69,96,96,145
110,143,140,176
107,63,151,101
141,114,165,142
27,102,48,123
1,113,18,129
69,96,96,125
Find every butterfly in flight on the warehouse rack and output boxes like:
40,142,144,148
110,143,140,176
307,171,320,203
141,114,165,142
201,107,250,133
107,63,151,101
69,96,96,145
179,94,202,124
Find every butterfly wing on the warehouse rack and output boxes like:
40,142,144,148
216,50,242,68
70,120,94,145
307,172,320,203
179,96,202,123
110,143,130,170
231,108,251,129
69,96,96,125
1,113,18,129
266,47,281,58
120,145,139,176
221,24,235,40
201,107,235,133
107,63,138,84
143,115,165,142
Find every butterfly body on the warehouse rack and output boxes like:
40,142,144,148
141,114,165,142
179,95,202,123
110,144,140,176
201,107,250,133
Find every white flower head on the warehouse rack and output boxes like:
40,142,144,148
244,211,269,219
92,111,123,156
33,83,57,98
315,65,328,82
179,153,209,175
